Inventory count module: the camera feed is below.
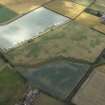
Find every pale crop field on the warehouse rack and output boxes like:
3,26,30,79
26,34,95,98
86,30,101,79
0,0,51,14
45,0,86,19
75,12,100,27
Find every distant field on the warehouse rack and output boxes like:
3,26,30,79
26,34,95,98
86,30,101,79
75,12,100,27
0,0,51,23
0,0,51,14
6,21,105,66
75,11,105,32
0,4,17,23
89,0,105,12
71,0,94,6
0,65,27,105
93,23,105,34
45,0,86,19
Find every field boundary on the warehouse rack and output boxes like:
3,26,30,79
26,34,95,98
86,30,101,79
66,47,105,104
0,0,53,26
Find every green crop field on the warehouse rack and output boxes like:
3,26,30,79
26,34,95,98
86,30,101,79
0,4,17,23
0,65,27,105
0,57,5,68
20,58,90,100
0,0,51,14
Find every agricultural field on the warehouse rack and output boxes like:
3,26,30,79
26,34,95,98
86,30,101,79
18,58,90,100
72,65,105,105
1,0,105,105
71,0,94,6
0,7,69,50
89,0,105,12
75,11,105,34
33,92,66,105
0,65,27,105
0,0,51,14
75,12,100,27
0,57,5,68
0,4,17,23
80,0,105,34
0,0,51,23
94,23,105,34
6,21,105,66
45,0,86,19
